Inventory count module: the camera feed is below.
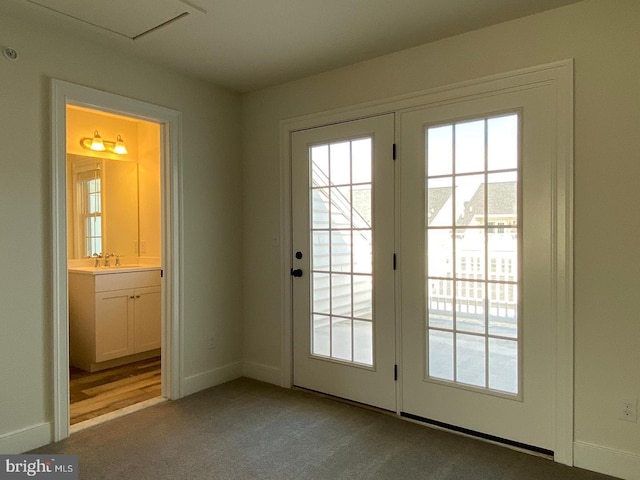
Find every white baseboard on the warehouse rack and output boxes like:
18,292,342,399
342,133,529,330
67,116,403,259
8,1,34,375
242,361,282,386
574,441,640,480
182,362,243,397
0,422,51,454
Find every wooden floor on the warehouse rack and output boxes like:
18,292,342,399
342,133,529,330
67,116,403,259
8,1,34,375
69,357,161,425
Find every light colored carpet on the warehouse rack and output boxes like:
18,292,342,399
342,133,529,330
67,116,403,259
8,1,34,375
32,378,617,480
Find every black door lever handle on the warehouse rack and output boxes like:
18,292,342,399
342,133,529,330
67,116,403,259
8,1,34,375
291,268,303,277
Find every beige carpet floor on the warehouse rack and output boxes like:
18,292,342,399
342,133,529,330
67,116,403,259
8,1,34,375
32,378,618,480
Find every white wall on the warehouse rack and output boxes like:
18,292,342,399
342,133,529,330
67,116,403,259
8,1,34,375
0,11,243,451
241,0,640,477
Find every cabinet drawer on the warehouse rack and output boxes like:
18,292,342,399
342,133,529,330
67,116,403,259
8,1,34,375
95,270,161,292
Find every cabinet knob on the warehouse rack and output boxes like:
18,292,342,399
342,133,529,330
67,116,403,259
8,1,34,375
136,295,141,298
130,296,135,299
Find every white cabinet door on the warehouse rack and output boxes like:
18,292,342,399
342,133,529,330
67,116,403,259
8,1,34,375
133,285,161,353
95,289,135,362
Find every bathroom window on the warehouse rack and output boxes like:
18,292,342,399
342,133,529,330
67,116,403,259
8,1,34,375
76,169,103,257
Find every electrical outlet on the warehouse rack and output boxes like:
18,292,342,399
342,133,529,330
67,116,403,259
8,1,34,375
621,398,637,422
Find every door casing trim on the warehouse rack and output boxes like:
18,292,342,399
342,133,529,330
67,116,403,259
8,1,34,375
279,59,573,464
51,79,184,441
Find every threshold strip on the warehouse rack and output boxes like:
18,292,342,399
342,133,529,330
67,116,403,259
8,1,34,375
400,412,554,458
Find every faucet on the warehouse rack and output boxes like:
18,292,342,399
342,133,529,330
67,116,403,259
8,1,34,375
92,253,102,268
115,255,121,267
104,253,115,267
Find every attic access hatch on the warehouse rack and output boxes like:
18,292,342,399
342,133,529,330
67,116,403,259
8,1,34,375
26,0,205,40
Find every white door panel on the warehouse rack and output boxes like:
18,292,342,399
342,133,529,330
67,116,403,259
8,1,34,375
399,85,557,451
292,114,396,411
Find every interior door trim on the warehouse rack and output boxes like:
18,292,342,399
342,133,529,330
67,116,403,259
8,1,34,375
51,79,184,442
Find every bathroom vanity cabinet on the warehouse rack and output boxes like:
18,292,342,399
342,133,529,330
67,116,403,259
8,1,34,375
69,267,161,372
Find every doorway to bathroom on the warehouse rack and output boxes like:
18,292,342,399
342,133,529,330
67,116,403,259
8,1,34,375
51,79,184,442
66,105,164,429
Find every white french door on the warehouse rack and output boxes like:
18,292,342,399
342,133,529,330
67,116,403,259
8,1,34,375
399,85,558,452
292,114,396,411
288,65,571,456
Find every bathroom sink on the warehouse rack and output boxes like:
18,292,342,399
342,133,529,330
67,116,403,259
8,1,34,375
68,265,161,274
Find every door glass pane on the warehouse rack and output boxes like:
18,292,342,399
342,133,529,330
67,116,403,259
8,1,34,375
428,279,453,329
455,120,485,174
456,333,486,387
427,177,452,227
330,187,351,227
455,174,484,227
426,113,520,395
353,275,372,320
332,317,352,361
310,137,374,366
312,188,330,229
352,230,372,274
488,228,518,281
311,145,330,186
456,229,484,280
488,338,518,393
313,315,330,357
330,142,351,185
427,125,453,177
487,171,517,228
312,231,330,271
331,231,351,272
352,184,371,228
352,139,372,184
353,320,373,365
429,330,454,381
313,273,330,314
488,282,518,338
331,273,352,316
455,281,485,334
427,229,453,278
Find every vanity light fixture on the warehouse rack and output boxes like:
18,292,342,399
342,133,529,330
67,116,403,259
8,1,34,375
113,135,128,155
80,130,128,155
86,130,105,151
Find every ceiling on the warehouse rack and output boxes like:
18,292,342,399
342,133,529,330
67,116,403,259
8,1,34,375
1,0,583,92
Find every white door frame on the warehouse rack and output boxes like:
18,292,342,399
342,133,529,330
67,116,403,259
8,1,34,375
279,60,574,464
51,79,184,441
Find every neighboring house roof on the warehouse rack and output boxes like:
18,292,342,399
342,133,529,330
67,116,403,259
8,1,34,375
427,187,452,226
428,181,517,226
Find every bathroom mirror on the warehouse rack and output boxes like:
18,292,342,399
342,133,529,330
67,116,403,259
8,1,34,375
67,154,139,260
